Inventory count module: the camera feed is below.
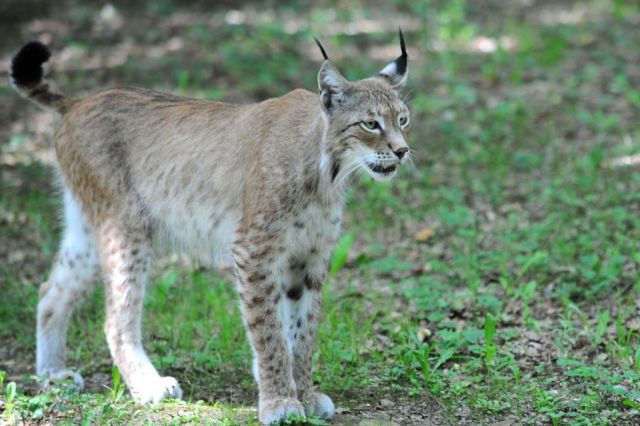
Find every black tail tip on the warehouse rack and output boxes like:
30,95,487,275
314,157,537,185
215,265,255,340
10,40,51,87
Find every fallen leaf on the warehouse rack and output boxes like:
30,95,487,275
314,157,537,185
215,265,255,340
414,228,435,242
417,328,432,342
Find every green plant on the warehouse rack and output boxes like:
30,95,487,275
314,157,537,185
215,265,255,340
329,234,353,277
109,366,126,404
4,381,17,419
484,313,497,367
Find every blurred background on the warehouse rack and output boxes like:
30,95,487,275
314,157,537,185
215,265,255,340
1,1,639,424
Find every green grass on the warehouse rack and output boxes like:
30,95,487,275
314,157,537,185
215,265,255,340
2,0,640,424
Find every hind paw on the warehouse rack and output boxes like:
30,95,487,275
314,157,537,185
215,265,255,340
40,369,85,390
131,376,183,404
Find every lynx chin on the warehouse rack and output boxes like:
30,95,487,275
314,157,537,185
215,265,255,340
10,31,412,424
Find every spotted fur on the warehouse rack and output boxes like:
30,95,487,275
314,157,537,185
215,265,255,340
11,35,411,424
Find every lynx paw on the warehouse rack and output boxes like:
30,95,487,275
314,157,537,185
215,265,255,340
41,369,85,390
131,376,183,404
303,392,335,419
259,398,305,424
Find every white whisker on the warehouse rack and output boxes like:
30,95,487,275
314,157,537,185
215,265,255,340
336,159,361,189
406,152,416,169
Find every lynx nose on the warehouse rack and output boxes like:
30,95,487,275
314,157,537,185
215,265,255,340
394,147,408,159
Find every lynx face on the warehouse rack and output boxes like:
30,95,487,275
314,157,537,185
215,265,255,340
335,79,411,182
317,32,411,182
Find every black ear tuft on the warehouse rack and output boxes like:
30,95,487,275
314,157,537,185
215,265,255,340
396,28,407,75
377,29,409,88
313,37,329,60
10,40,51,87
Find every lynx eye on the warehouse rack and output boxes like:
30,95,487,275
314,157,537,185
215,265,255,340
360,120,380,132
398,116,409,127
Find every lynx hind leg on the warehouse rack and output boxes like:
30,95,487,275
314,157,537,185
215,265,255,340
37,190,100,389
98,220,182,404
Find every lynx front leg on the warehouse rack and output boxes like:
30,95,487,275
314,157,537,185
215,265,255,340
99,223,182,403
233,243,304,425
286,270,334,420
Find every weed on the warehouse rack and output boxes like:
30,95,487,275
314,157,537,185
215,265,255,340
3,381,17,419
108,366,126,404
483,313,497,368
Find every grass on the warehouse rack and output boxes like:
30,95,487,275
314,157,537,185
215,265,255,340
1,0,640,424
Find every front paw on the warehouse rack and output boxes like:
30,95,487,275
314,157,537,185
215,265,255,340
131,376,183,404
259,397,305,424
302,392,335,419
40,369,85,391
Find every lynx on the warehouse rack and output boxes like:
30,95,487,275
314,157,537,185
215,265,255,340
10,32,411,424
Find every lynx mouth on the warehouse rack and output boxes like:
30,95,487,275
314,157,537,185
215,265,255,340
367,163,397,174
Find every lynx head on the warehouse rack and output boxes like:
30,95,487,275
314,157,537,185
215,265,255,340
316,30,410,182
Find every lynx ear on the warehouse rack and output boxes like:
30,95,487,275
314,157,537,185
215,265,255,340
378,28,408,89
317,61,350,112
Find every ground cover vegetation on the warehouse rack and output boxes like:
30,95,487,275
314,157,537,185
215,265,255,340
1,0,639,424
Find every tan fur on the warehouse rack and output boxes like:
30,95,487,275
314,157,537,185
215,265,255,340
14,39,411,424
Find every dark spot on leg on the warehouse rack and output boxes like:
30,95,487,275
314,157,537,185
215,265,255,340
287,286,303,301
248,316,266,329
251,244,273,259
42,309,54,326
288,257,306,271
296,319,302,328
304,274,322,291
294,221,305,229
251,296,265,306
248,272,267,282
